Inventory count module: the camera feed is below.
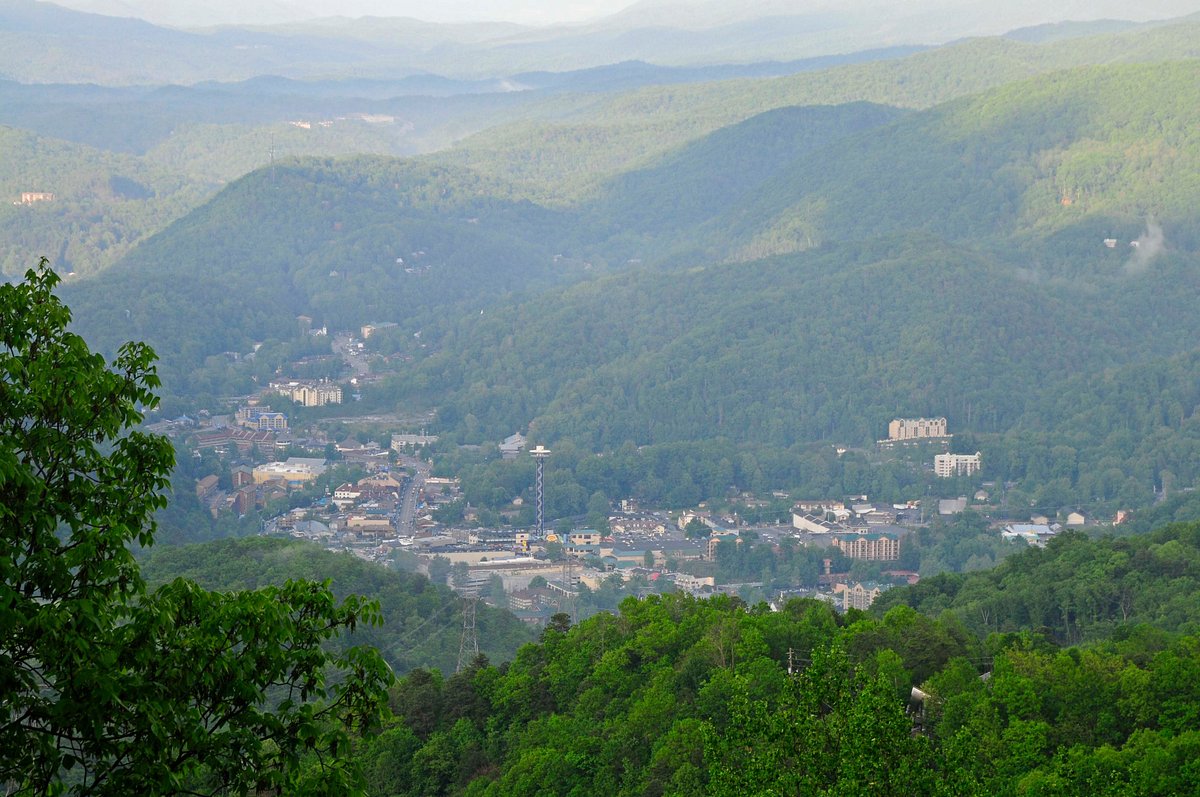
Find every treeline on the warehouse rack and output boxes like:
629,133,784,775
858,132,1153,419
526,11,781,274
349,579,1200,795
437,435,939,518
876,521,1200,644
139,537,533,676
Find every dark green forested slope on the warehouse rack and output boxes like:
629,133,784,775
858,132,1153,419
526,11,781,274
412,238,1117,447
346,526,1200,796
139,537,532,676
61,157,579,402
583,101,905,253
400,234,1200,510
723,60,1200,262
0,125,212,276
436,18,1200,204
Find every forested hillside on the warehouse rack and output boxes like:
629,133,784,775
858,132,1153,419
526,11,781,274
437,18,1200,203
0,126,211,276
345,524,1200,795
726,60,1200,261
59,56,1200,512
876,522,1200,643
61,157,578,402
11,16,1200,284
140,537,533,676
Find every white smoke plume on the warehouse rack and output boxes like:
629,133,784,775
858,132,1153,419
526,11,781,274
1125,219,1166,275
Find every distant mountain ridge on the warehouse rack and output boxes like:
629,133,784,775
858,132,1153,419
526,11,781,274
7,0,1200,84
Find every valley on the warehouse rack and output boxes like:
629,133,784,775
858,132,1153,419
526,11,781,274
7,1,1200,794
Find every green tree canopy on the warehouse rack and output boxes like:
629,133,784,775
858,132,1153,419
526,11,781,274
0,262,390,795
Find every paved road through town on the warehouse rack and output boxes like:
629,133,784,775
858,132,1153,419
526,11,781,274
396,455,430,535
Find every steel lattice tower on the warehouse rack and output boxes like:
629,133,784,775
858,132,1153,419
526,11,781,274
456,595,479,673
530,445,551,540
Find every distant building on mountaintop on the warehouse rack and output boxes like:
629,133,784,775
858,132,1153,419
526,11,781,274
888,417,949,440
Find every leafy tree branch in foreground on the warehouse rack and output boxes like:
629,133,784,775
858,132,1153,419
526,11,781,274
0,260,391,796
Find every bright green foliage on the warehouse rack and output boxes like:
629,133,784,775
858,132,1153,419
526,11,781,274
0,261,391,795
876,523,1200,643
357,577,1200,796
358,593,972,796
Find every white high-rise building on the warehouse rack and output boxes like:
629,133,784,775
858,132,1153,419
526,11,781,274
935,452,982,478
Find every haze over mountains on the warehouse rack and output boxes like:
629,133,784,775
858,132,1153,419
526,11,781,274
7,0,1200,84
14,4,1200,791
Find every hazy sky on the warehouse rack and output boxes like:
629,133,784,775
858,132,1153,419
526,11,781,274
46,0,1200,29
387,1,633,24
54,0,639,26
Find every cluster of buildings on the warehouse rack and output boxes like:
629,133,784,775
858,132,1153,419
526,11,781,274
194,457,328,518
790,499,909,564
192,425,286,456
875,417,983,479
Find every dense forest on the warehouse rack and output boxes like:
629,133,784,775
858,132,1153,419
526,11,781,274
875,521,1200,643
341,522,1200,796
0,126,213,276
139,537,533,676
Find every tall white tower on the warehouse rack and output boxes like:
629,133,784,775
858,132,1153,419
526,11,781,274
530,445,551,540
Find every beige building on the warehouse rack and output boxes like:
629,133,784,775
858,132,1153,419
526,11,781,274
271,379,342,406
833,581,887,611
934,452,982,478
252,457,326,485
888,417,948,441
344,516,394,535
831,533,901,561
236,406,288,431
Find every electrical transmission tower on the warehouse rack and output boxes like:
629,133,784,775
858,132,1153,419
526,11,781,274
456,595,478,673
560,555,577,623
